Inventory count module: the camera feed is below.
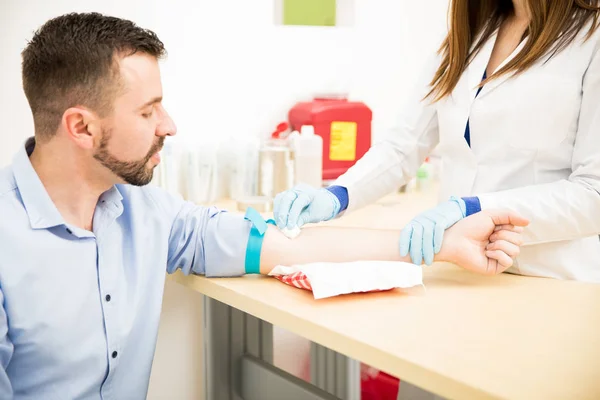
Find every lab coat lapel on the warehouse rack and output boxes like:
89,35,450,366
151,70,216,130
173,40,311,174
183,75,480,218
466,29,497,103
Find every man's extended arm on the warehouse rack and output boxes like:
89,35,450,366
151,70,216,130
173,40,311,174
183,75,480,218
260,209,528,276
151,185,527,278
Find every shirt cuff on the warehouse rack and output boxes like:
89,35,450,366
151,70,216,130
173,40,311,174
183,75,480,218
462,196,482,216
326,185,349,212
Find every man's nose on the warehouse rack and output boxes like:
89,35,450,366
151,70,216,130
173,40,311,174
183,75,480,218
157,106,177,137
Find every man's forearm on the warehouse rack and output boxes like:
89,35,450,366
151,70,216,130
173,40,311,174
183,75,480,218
260,225,437,274
258,209,528,276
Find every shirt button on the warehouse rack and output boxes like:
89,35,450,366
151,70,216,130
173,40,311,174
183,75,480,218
112,351,118,359
105,294,111,302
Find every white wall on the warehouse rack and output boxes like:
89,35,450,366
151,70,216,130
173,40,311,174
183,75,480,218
0,0,449,165
0,1,449,398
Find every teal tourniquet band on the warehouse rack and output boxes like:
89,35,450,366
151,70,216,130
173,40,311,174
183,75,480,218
244,207,276,274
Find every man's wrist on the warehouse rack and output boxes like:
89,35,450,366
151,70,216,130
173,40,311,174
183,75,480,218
433,228,459,265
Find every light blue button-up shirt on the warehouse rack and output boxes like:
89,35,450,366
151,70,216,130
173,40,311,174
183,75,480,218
0,138,251,399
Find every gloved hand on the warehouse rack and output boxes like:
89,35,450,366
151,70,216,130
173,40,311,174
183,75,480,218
399,197,467,266
273,184,341,230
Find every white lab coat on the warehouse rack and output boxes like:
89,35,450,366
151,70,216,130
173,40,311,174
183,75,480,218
335,24,600,282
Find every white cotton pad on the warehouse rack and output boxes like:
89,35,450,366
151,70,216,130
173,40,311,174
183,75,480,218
281,226,302,239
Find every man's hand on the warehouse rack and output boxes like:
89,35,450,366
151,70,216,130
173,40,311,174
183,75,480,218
438,209,529,275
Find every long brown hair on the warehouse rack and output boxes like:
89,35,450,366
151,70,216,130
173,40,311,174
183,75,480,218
427,0,600,101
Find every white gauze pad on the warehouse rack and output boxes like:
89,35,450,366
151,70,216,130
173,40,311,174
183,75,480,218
280,226,302,239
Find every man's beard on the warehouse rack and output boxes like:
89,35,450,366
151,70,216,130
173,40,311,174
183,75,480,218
93,128,164,186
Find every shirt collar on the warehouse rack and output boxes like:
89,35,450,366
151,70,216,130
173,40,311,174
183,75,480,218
100,185,124,205
12,137,123,230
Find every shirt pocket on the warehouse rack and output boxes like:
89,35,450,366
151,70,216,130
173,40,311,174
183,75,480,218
505,71,581,152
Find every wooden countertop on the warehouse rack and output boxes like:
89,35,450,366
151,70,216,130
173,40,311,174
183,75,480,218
170,186,600,399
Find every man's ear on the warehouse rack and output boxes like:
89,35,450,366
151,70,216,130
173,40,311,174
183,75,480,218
61,107,101,150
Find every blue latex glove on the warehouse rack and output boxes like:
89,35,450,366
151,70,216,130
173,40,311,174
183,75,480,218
273,184,341,230
399,197,467,266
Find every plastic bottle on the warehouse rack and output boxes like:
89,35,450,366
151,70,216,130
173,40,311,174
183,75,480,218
258,122,295,199
416,157,433,192
293,125,323,188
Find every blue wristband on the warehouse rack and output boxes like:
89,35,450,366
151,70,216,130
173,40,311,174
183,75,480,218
244,207,275,274
462,196,482,216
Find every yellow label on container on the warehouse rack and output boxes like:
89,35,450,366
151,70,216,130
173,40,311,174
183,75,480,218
329,121,357,161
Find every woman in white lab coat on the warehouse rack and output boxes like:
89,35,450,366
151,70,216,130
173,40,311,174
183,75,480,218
274,0,600,282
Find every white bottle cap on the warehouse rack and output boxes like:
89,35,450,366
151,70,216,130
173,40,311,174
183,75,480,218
300,125,315,136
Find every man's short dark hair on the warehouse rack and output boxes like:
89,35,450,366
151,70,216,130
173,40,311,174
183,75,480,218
21,12,166,140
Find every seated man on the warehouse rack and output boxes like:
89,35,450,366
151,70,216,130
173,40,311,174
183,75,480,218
0,12,526,399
